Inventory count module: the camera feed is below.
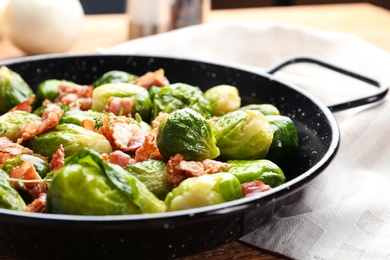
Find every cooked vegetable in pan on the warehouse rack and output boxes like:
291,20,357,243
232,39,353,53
0,66,299,215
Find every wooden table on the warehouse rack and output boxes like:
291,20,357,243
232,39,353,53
0,2,389,260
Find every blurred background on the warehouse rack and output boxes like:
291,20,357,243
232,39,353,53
79,0,390,14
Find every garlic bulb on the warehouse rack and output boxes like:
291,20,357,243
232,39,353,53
2,0,84,55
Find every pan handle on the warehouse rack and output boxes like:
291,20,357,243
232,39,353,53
265,55,389,112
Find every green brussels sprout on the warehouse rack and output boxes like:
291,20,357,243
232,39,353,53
225,159,286,188
126,159,172,200
26,123,112,159
32,79,68,109
91,83,152,120
46,148,166,215
157,108,220,161
265,115,299,171
60,109,103,126
1,154,50,179
204,85,241,116
164,172,243,211
213,110,273,160
91,70,138,88
0,66,33,115
0,110,41,142
151,83,212,120
0,169,26,210
240,104,280,116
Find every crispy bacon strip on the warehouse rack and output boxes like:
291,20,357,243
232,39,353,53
105,96,134,117
25,193,46,213
134,128,164,162
50,144,65,171
108,150,135,169
241,181,271,197
54,81,93,110
134,69,169,89
0,137,35,164
10,161,46,200
9,94,35,113
16,105,63,144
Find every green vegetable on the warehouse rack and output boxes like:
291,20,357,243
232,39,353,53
265,115,299,171
91,83,152,120
213,110,274,160
126,160,172,200
0,66,33,115
204,85,241,116
0,110,41,142
151,83,212,120
225,159,285,188
240,104,280,116
92,70,138,88
26,123,112,159
165,172,243,211
1,154,50,179
46,148,166,215
60,110,103,126
0,169,26,210
157,108,220,161
32,79,68,109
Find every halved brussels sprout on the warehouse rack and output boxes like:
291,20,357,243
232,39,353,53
0,169,26,210
46,148,166,215
0,66,33,115
151,83,212,120
240,104,280,116
92,70,138,88
265,115,299,171
32,79,69,109
91,83,152,120
204,85,241,116
157,108,220,161
164,172,243,211
126,159,172,200
1,154,50,179
225,159,285,188
26,123,112,159
0,110,41,142
213,110,273,160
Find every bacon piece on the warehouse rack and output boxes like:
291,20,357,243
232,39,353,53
151,112,169,129
16,105,63,144
134,69,169,89
108,150,135,169
25,193,46,213
135,128,164,162
166,154,188,187
179,160,204,177
241,181,271,197
54,81,93,110
0,137,35,164
9,94,35,113
105,96,134,117
10,161,46,199
112,121,148,152
50,145,65,171
202,159,231,174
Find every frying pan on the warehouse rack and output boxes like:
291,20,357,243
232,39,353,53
0,54,387,260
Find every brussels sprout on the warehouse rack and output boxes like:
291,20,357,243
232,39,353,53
32,79,68,109
92,70,138,88
1,154,50,179
26,123,112,159
0,110,41,142
157,108,220,161
0,66,33,115
151,83,212,120
204,85,241,116
213,110,273,160
91,83,152,120
0,169,26,210
165,172,243,211
60,110,103,126
46,148,166,215
240,104,280,116
126,160,172,200
265,115,299,171
225,159,285,188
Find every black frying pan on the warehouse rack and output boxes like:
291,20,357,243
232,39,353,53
0,54,387,260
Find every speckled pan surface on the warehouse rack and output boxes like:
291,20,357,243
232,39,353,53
0,54,340,260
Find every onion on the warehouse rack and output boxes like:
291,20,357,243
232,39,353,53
2,0,84,55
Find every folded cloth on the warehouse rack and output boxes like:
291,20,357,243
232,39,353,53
103,21,390,259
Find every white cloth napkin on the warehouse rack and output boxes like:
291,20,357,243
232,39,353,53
102,20,390,260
